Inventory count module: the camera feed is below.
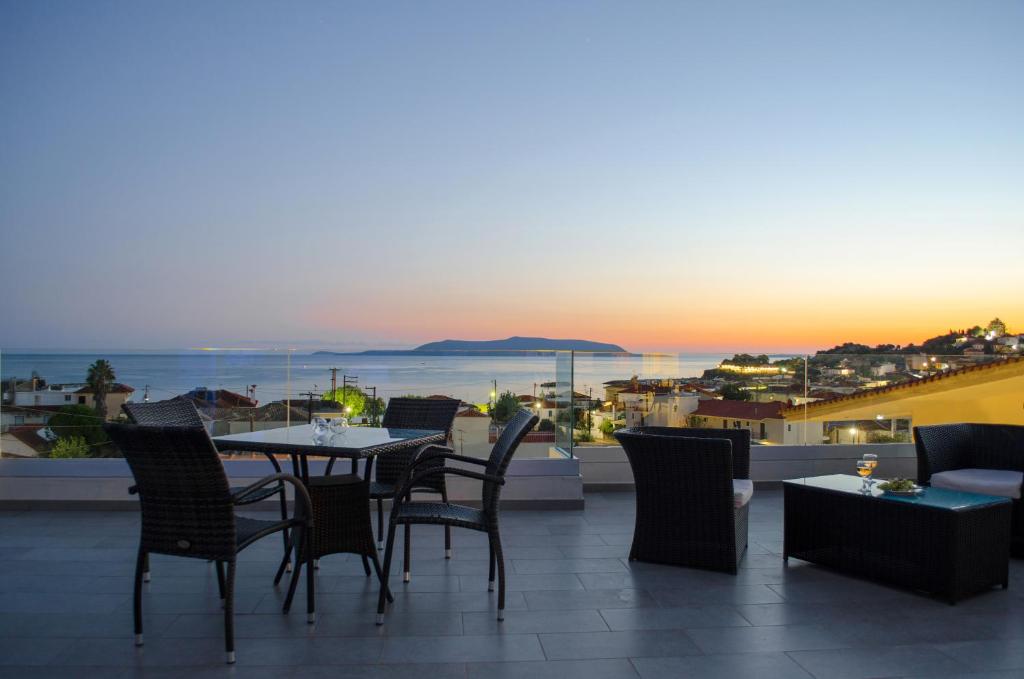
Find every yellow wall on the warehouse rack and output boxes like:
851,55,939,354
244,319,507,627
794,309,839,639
783,362,1024,429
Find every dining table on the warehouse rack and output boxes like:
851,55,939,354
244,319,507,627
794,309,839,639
214,424,447,598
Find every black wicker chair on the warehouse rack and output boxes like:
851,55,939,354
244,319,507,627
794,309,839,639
372,398,461,579
915,423,1024,556
104,423,314,664
122,399,293,584
376,408,539,624
613,427,752,574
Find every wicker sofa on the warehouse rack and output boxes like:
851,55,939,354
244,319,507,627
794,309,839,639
915,423,1024,556
614,427,752,574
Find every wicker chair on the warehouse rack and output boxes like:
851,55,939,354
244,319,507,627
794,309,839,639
104,423,314,664
613,427,752,574
122,399,292,584
376,408,539,624
915,423,1024,556
371,398,461,578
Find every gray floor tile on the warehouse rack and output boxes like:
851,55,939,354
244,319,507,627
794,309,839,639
378,633,544,663
599,606,750,630
685,623,849,654
523,588,656,611
467,658,639,679
459,573,584,592
932,638,1024,672
538,630,701,660
631,652,814,679
462,609,608,635
788,644,973,679
512,559,627,575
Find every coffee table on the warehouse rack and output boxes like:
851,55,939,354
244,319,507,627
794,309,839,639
783,474,1012,603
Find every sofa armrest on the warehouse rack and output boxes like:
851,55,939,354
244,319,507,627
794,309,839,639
914,424,973,484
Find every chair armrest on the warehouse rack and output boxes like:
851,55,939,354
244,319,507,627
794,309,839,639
412,449,489,468
231,473,313,519
395,466,504,502
915,425,973,484
128,484,138,495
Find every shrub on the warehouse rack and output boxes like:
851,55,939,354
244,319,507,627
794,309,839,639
50,436,89,458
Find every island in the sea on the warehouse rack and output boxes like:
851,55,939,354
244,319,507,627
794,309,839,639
314,336,629,356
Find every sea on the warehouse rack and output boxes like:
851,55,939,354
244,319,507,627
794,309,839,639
0,352,732,405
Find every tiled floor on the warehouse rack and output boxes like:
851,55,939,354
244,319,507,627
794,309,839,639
1,491,1023,678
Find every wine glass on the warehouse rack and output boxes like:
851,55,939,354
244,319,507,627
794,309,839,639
856,460,873,492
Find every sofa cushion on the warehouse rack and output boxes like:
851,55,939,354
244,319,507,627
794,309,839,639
733,479,754,508
931,468,1023,500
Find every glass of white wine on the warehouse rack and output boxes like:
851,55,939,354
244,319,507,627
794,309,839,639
856,460,873,492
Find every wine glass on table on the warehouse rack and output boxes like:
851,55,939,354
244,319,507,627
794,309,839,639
856,460,874,492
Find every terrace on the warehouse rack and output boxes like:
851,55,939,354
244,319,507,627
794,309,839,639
2,350,1023,677
4,490,1024,678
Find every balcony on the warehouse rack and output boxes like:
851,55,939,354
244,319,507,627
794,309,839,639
4,490,1024,676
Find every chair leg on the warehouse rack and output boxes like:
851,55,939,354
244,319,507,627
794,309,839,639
305,525,316,624
489,531,506,621
368,546,394,603
361,554,372,577
403,523,411,582
377,498,384,550
142,552,150,583
377,523,398,624
273,536,293,586
278,486,291,575
133,549,146,646
442,487,452,559
224,561,236,664
488,542,496,592
215,561,226,600
284,530,305,614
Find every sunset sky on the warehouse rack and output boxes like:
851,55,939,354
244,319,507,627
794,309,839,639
2,1,1022,353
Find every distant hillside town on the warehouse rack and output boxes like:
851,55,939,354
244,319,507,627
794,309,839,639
2,319,1021,457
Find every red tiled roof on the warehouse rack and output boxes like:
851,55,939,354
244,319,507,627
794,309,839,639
456,409,489,418
426,395,458,400
781,356,1024,416
6,426,52,452
693,400,785,420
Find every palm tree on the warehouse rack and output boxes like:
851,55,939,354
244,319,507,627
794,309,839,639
86,359,116,419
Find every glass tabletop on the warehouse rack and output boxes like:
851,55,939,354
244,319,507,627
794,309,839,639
784,474,1011,510
213,425,445,457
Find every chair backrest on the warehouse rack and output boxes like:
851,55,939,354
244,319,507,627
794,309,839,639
382,397,461,436
482,408,539,512
122,398,205,428
631,426,750,479
915,423,1024,481
614,427,736,518
105,423,236,561
378,397,462,486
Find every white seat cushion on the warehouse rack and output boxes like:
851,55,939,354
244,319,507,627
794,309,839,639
931,468,1023,500
733,479,754,508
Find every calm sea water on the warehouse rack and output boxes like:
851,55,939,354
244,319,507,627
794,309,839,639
0,352,729,404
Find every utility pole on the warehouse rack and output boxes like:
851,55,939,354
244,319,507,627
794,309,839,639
143,385,150,402
299,389,320,424
329,367,339,397
342,375,358,414
368,386,377,425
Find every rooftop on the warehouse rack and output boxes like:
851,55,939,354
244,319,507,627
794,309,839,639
2,491,1021,677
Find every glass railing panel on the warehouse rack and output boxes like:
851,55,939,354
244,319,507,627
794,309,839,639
558,347,1023,447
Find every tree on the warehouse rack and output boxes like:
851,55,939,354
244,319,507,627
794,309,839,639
537,419,556,432
719,383,751,401
599,419,618,438
86,359,116,419
491,390,521,424
50,436,89,458
987,318,1007,336
322,388,367,417
46,404,109,449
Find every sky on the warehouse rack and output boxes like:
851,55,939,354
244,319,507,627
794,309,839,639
1,0,1022,353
